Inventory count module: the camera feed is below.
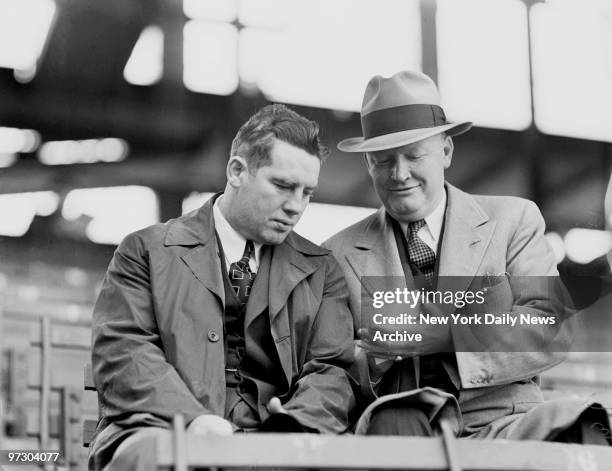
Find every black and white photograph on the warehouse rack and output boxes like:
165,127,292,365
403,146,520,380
1,0,611,470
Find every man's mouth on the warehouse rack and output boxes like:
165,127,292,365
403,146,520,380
389,184,420,193
271,219,294,230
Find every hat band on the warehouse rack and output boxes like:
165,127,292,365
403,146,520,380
362,104,447,139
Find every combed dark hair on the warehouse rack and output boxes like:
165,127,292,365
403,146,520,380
230,104,329,172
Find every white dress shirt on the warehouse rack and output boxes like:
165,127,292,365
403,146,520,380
399,189,447,253
213,196,262,273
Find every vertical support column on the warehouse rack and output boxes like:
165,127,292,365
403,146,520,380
40,316,51,451
172,414,187,471
522,0,545,205
420,0,439,83
60,386,83,470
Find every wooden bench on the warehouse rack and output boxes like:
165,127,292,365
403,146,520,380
78,343,612,468
150,415,612,471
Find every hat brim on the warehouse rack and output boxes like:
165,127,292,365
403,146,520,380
337,121,472,153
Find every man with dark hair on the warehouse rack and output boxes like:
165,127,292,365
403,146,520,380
90,104,356,470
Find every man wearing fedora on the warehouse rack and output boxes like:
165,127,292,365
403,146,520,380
324,70,610,443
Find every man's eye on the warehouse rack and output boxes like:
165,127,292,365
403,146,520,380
275,183,290,190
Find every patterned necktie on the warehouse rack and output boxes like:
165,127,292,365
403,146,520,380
407,220,436,285
229,240,256,305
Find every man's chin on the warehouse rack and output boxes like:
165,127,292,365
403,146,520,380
260,229,291,245
386,201,424,222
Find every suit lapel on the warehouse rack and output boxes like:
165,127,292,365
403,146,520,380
246,234,322,387
166,195,225,309
244,246,271,327
437,184,496,298
345,208,411,294
268,240,319,319
180,244,225,309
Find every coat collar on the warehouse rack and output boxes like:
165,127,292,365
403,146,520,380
164,195,218,247
346,207,406,295
345,183,495,294
438,183,493,277
165,193,330,321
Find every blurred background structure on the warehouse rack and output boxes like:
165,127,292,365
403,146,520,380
1,0,611,467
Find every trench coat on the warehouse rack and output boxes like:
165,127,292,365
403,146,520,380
89,197,356,469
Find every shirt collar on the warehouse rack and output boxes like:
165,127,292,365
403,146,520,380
424,189,446,245
213,195,262,266
400,188,447,244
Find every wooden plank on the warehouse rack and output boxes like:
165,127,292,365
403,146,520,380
25,408,97,438
84,362,95,390
156,434,612,470
3,300,92,326
25,388,98,415
3,316,91,349
27,346,91,388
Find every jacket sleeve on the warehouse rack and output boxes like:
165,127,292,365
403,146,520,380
507,200,558,277
92,231,211,428
454,200,571,365
281,255,357,433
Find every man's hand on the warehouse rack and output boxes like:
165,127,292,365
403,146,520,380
187,414,233,436
358,301,449,359
267,397,288,415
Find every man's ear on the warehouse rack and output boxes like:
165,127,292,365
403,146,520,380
363,153,373,171
442,135,454,169
226,156,249,187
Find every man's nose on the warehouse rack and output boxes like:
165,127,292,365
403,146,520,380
391,158,412,181
283,190,305,216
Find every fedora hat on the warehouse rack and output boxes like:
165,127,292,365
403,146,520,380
338,70,472,153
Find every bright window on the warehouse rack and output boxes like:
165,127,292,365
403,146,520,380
62,186,159,245
183,21,239,95
183,0,421,109
437,0,532,130
0,0,56,72
531,0,612,142
0,192,59,237
124,25,164,86
240,0,421,111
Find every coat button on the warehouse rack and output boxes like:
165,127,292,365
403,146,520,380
207,329,220,342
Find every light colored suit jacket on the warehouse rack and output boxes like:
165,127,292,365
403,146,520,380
324,183,565,395
90,197,356,469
